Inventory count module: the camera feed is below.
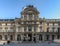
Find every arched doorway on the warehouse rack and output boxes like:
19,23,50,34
52,35,54,40
28,34,32,41
39,34,42,41
46,35,49,41
17,34,21,41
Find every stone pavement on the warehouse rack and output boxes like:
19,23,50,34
1,42,60,46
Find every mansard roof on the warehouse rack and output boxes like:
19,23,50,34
0,19,14,21
46,19,60,22
21,5,39,15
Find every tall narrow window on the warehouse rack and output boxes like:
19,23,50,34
47,28,49,32
24,15,27,20
40,26,43,32
34,27,36,32
34,15,37,19
28,26,32,32
10,35,13,40
18,26,20,32
24,27,27,32
29,15,32,20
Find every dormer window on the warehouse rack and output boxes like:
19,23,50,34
24,15,27,20
29,14,32,20
34,15,38,19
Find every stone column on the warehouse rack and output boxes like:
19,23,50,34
21,34,22,41
27,15,28,20
32,33,34,42
37,26,39,32
32,14,34,20
32,26,34,32
22,27,24,32
42,35,45,42
26,34,28,41
15,34,17,41
8,35,10,40
21,34,23,43
27,26,28,32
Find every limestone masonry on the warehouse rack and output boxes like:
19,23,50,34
0,5,60,42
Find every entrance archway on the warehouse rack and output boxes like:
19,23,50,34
39,35,42,41
52,35,54,40
17,34,21,41
28,34,32,41
33,34,36,42
33,37,36,42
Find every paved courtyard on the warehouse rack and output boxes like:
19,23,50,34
0,42,60,46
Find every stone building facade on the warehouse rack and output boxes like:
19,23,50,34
0,5,60,42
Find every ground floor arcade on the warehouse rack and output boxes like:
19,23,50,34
0,32,60,42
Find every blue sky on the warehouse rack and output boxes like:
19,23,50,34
0,0,60,19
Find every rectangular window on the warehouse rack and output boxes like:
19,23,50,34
49,28,52,32
34,15,37,19
18,27,20,32
47,28,49,32
52,27,55,32
24,27,27,32
40,26,43,32
24,15,27,20
28,27,32,32
10,35,13,40
29,15,32,20
34,27,36,32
